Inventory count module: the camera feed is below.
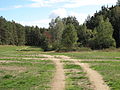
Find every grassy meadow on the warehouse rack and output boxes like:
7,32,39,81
61,60,92,90
48,50,120,90
81,61,120,90
0,46,55,90
0,45,120,90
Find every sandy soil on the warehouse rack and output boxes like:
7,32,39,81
1,54,110,90
38,55,65,90
56,55,110,90
0,66,26,72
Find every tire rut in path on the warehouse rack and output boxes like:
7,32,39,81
75,61,110,90
39,55,65,90
55,55,110,90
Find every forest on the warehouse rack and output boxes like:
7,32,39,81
0,0,120,51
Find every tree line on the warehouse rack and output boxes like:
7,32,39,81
0,17,48,48
86,0,120,48
0,0,120,51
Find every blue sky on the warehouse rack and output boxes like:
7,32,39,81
0,0,117,28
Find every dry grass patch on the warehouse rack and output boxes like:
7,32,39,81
62,61,92,90
0,66,27,72
0,60,21,63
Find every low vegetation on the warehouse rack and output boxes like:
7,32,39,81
45,49,120,89
1,45,120,89
82,61,120,90
61,60,92,90
0,46,55,90
0,0,120,90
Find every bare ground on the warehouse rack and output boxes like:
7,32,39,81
0,60,21,63
0,54,110,90
38,55,65,90
0,66,27,72
56,55,110,90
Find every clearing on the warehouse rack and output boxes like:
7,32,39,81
0,46,120,90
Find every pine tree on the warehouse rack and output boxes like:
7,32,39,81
62,16,79,30
12,21,18,45
49,17,64,49
85,4,120,48
109,6,120,47
16,23,25,45
90,16,116,49
7,22,15,45
34,26,42,46
0,16,9,45
77,24,93,47
61,24,78,50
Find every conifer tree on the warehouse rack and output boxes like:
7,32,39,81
77,24,93,47
49,17,64,49
90,16,116,49
61,24,78,50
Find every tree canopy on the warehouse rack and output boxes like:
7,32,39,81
0,1,119,51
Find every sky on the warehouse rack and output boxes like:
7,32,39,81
0,0,117,28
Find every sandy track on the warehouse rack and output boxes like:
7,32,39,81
75,61,109,90
55,55,110,90
38,55,65,90
2,54,109,90
51,58,65,90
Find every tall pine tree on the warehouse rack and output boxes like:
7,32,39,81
61,24,78,50
90,16,116,49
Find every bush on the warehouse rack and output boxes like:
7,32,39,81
3,75,13,79
75,47,92,51
57,47,91,52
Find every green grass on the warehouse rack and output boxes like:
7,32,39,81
0,59,55,90
1,45,120,90
62,51,120,90
82,61,120,90
63,61,91,90
0,46,55,90
64,64,82,69
17,46,43,51
44,51,120,60
0,45,43,57
45,50,120,89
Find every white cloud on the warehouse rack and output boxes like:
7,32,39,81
27,3,46,7
0,0,117,10
69,11,94,24
63,0,117,8
0,5,23,11
29,0,117,8
0,8,8,11
49,8,68,18
17,8,91,28
27,0,70,8
31,0,69,4
13,5,23,8
27,0,51,7
17,11,93,28
17,19,51,28
27,0,67,8
69,12,87,24
49,8,94,24
17,8,91,27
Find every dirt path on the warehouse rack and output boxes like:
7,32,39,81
75,61,109,90
51,58,65,90
38,55,65,90
16,54,110,90
55,55,110,90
